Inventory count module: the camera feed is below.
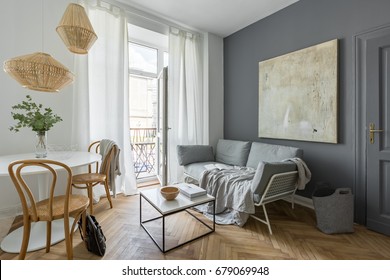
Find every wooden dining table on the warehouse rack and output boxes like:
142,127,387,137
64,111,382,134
0,151,101,253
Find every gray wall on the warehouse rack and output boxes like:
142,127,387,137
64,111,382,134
223,0,390,221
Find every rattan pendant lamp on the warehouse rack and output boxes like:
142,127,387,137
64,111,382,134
3,0,74,92
4,52,74,92
56,3,97,54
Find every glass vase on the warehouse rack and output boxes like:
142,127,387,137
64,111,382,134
35,131,47,158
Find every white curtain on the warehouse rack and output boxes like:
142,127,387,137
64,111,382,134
168,27,206,183
72,0,138,200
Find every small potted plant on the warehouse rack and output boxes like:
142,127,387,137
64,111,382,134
9,95,63,158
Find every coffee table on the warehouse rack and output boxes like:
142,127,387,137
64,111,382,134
140,188,215,253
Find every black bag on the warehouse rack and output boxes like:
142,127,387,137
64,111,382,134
78,214,106,256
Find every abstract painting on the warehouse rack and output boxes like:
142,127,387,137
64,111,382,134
258,39,338,143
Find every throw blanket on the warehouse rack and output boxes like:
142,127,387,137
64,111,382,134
198,167,256,227
282,157,311,190
99,139,121,197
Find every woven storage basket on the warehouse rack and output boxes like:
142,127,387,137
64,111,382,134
312,187,354,234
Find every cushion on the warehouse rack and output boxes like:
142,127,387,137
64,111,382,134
183,161,222,181
246,142,303,169
176,145,215,166
251,161,297,197
215,139,251,166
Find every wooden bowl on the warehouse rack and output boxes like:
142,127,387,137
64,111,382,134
160,186,179,200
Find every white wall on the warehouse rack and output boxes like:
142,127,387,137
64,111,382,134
0,0,74,217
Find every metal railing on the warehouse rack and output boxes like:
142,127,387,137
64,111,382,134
130,128,157,179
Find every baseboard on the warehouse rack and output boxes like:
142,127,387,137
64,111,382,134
284,195,314,209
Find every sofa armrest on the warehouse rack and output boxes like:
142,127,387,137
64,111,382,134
176,145,215,166
251,161,297,196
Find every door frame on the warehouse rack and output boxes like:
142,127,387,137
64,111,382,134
354,23,390,225
156,67,168,186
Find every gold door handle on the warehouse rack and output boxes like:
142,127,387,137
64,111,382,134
369,123,383,144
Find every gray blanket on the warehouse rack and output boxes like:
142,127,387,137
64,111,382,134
197,167,256,226
283,157,311,190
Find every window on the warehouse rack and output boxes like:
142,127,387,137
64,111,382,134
129,43,158,76
129,42,158,128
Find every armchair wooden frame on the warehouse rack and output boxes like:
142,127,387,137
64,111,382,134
8,159,89,260
72,141,115,214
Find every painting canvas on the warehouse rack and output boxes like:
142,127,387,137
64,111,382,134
258,39,338,143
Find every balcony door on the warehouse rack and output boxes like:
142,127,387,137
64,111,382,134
128,24,168,183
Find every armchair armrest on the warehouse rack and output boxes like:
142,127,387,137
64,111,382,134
176,145,215,166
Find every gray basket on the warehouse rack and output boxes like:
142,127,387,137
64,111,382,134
312,187,354,234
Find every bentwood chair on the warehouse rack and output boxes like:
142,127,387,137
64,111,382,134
8,159,89,260
72,140,116,214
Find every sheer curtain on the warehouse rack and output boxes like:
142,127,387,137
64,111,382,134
72,0,138,200
168,27,207,183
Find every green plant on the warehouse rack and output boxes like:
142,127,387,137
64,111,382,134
9,95,63,133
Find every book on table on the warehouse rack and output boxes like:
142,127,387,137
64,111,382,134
177,183,206,198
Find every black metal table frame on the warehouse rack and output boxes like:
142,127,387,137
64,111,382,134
140,194,215,253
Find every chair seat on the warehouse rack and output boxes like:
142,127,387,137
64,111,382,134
31,194,89,221
72,173,106,184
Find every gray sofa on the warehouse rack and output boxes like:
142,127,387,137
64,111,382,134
177,139,302,193
176,139,305,232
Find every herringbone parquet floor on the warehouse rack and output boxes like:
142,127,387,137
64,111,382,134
1,186,390,260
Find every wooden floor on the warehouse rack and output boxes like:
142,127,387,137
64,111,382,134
1,186,390,260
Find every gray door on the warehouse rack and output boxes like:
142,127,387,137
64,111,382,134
357,26,390,235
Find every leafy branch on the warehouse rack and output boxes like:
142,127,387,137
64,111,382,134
9,95,63,133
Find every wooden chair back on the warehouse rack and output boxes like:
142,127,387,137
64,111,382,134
88,140,101,173
8,159,89,259
8,159,73,222
87,140,117,177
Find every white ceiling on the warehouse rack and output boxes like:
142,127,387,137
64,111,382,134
117,0,300,37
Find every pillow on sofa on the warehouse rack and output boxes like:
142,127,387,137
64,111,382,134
176,145,215,166
216,139,251,166
246,142,303,169
251,161,297,198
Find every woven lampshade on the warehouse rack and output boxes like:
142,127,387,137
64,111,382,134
56,3,97,54
3,52,74,92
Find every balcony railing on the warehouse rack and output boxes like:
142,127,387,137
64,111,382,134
130,128,157,179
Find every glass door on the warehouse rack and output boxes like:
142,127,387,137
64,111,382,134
156,67,168,186
127,23,168,184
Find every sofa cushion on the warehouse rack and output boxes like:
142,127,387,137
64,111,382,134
246,142,303,169
251,161,297,199
176,145,215,166
216,139,251,166
183,161,223,181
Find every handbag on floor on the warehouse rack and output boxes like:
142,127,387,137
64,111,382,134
78,214,106,256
